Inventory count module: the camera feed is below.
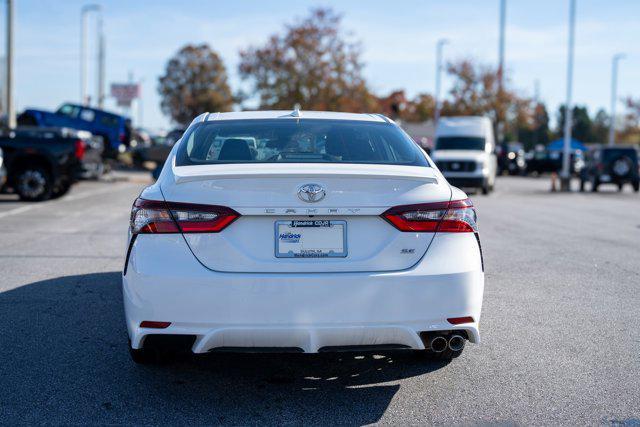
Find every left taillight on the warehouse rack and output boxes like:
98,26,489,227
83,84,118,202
382,198,477,233
130,198,240,234
74,139,86,160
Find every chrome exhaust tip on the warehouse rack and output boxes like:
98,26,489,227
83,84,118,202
429,336,448,353
448,334,465,352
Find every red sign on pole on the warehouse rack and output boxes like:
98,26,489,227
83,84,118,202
110,83,140,107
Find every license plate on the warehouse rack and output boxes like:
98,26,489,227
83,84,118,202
600,174,611,182
275,220,347,258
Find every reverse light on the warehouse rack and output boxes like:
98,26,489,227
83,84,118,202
130,198,240,234
382,198,477,233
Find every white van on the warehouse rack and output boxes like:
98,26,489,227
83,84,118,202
432,116,497,194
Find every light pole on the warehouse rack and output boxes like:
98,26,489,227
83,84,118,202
497,0,506,144
80,4,101,106
96,11,105,109
434,38,448,127
5,0,15,129
560,0,576,191
608,53,625,146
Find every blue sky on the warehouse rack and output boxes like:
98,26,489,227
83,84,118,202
5,0,640,130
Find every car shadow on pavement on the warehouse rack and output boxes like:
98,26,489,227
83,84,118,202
0,272,449,425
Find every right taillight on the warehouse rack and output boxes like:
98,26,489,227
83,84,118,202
382,198,477,233
130,198,240,234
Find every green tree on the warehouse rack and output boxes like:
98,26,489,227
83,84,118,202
443,59,530,142
591,109,609,143
238,8,375,112
158,44,233,125
556,105,592,142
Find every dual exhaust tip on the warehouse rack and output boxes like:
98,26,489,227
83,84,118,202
429,334,465,352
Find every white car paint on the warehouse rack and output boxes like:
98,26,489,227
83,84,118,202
123,110,484,356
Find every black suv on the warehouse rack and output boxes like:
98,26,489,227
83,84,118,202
580,147,639,192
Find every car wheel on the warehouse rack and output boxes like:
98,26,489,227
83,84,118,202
15,166,53,201
591,178,599,193
579,180,585,192
129,346,158,365
618,183,624,192
632,181,639,192
51,181,72,199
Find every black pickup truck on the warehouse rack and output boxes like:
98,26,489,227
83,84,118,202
0,128,85,201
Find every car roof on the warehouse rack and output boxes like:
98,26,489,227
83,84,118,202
202,110,389,123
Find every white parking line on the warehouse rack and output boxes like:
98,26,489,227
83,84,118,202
0,184,131,219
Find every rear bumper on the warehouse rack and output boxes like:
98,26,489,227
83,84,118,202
123,233,484,353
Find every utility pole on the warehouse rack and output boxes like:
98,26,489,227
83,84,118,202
96,10,105,109
80,4,100,106
608,53,625,146
497,0,506,144
6,0,15,129
434,38,448,127
560,0,576,191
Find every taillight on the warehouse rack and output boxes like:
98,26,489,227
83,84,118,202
382,198,477,233
74,139,86,160
130,198,240,234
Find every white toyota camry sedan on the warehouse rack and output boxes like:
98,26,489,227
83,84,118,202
123,110,484,364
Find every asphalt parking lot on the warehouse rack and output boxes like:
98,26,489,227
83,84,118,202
1,174,639,425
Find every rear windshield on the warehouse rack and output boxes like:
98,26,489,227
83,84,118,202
175,119,428,167
435,136,486,151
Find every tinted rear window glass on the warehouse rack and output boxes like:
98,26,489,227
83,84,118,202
175,119,428,166
435,136,485,151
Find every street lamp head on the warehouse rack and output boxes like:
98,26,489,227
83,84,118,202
613,53,626,62
81,4,101,14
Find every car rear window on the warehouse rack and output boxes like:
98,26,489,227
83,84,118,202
175,119,429,167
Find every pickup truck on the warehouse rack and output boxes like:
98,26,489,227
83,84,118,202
18,103,131,158
0,128,85,201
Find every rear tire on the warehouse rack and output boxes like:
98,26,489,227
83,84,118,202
633,181,639,192
129,346,157,365
481,179,490,195
128,345,176,365
14,166,53,201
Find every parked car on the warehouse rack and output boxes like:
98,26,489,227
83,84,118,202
580,146,639,192
0,128,84,201
497,142,526,175
131,128,185,167
525,149,584,176
432,116,497,194
18,103,131,158
123,110,484,364
16,127,105,180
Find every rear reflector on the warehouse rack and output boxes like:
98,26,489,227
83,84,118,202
382,198,477,233
140,321,171,329
130,198,240,234
447,316,475,325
